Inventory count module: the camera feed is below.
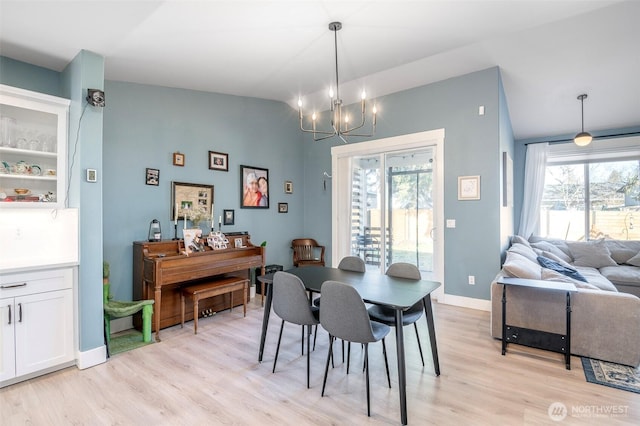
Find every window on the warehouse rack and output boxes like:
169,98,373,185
539,138,640,241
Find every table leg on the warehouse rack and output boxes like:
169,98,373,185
422,295,440,376
258,281,273,362
565,291,571,370
501,284,506,356
394,309,408,426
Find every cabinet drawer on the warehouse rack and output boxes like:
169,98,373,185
0,268,72,297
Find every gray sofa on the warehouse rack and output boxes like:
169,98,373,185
490,236,640,367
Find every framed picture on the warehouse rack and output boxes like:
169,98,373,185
278,202,288,213
458,175,480,200
209,151,229,171
284,181,293,194
240,165,269,209
172,181,214,221
145,168,159,186
234,238,243,248
173,152,185,166
223,209,235,225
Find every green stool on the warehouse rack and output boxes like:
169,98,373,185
103,283,154,351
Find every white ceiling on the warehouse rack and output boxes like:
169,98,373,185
1,0,638,140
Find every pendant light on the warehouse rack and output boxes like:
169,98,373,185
574,94,592,147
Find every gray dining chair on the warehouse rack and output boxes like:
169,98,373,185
367,262,426,366
313,256,366,363
272,271,320,388
320,280,391,417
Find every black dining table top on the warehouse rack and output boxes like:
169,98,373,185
284,266,441,310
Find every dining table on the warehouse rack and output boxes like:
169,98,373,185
257,266,441,425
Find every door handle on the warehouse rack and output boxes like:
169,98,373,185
7,304,11,325
18,303,22,323
1,282,27,289
429,227,435,239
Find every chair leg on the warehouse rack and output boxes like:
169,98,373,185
301,326,304,355
364,343,371,417
313,324,318,351
414,322,425,366
346,341,352,374
306,324,311,389
322,336,334,397
382,337,391,388
342,339,345,362
272,320,285,373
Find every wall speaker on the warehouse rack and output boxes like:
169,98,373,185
87,89,105,107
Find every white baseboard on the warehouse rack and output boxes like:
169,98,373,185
437,293,491,312
76,344,107,370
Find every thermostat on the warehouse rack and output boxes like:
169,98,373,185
86,169,97,182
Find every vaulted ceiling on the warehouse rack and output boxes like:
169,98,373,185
1,0,638,140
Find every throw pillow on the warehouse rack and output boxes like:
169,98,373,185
509,243,539,262
626,251,640,267
530,241,573,263
511,235,531,248
537,256,587,282
566,239,617,268
539,250,573,268
502,251,541,280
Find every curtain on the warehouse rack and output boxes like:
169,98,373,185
518,142,548,238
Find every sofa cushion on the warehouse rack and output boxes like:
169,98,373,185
503,251,541,280
626,251,640,267
604,240,640,264
541,269,600,290
574,266,619,292
600,265,640,287
566,239,617,268
537,256,587,282
530,240,573,263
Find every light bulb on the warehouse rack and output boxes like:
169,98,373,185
373,104,377,114
329,87,334,98
361,90,366,100
312,112,317,121
297,98,302,107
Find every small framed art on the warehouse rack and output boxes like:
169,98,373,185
173,152,185,166
458,175,480,200
278,202,288,213
223,209,235,225
284,181,293,194
209,151,229,171
145,168,159,186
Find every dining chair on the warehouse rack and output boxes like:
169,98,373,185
320,280,391,417
313,256,366,364
272,271,320,388
367,262,426,366
291,238,325,267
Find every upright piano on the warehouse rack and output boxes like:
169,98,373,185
133,232,265,340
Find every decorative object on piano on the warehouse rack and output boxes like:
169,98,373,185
172,181,214,224
172,152,184,166
240,165,269,209
148,219,162,242
145,168,159,186
223,209,235,225
183,228,205,254
208,151,229,171
207,231,229,250
234,238,244,248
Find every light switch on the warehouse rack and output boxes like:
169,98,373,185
446,219,456,228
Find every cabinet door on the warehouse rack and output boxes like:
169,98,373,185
0,298,16,381
14,289,73,376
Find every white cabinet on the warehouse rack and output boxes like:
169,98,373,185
0,268,75,387
0,84,69,208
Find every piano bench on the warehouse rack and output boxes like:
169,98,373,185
180,277,249,334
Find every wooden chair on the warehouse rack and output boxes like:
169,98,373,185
291,238,325,267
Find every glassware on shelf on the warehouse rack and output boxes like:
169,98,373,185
1,116,17,147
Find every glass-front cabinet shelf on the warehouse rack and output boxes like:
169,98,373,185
0,85,69,207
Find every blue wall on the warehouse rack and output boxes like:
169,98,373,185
103,81,304,300
0,56,61,97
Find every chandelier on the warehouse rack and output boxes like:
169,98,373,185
298,22,377,143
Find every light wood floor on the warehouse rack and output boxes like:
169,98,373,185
2,298,638,425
